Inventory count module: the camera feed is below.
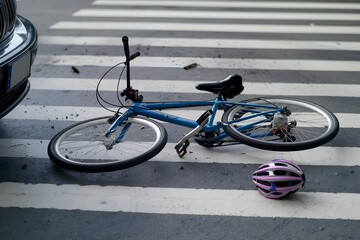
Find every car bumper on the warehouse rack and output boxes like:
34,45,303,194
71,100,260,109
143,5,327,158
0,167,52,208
0,15,38,118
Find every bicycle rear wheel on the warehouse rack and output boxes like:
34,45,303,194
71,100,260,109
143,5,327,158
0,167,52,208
48,116,167,172
222,98,339,151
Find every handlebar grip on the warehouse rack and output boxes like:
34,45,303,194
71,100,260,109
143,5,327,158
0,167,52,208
122,36,130,59
129,51,140,61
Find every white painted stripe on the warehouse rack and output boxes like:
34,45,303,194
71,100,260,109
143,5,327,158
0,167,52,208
39,36,360,51
1,182,359,219
74,9,360,21
93,0,360,10
50,21,360,35
3,104,358,129
35,55,360,72
0,138,359,166
29,77,360,98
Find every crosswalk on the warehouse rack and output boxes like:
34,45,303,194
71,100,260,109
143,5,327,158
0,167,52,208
1,138,360,166
51,21,360,34
36,54,360,71
2,0,360,238
92,0,360,10
22,77,360,97
73,9,360,21
3,105,360,128
39,36,360,51
1,182,359,220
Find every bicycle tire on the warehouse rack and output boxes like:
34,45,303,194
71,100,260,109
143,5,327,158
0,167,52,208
48,116,167,172
222,97,339,151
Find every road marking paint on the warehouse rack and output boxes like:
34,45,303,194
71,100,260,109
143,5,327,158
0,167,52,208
92,0,360,10
3,104,357,128
74,9,360,21
35,55,360,72
50,21,360,35
1,182,359,219
39,36,360,51
0,138,359,166
29,77,360,98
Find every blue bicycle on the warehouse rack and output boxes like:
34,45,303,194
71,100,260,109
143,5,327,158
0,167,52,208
48,37,339,172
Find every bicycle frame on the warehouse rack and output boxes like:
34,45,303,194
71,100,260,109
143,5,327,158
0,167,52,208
106,96,281,143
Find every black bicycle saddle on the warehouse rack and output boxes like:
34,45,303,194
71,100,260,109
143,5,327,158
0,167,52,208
195,74,244,99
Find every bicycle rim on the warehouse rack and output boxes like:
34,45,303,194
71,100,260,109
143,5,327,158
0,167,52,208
48,116,167,172
222,98,339,151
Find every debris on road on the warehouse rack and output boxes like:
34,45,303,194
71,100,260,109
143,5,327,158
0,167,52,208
71,66,80,74
183,63,199,70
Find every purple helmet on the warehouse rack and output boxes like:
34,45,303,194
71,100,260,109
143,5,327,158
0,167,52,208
252,159,305,199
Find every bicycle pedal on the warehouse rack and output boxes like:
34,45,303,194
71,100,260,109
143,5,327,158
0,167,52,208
175,140,190,158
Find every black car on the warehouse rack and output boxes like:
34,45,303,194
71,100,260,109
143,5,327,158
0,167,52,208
0,0,37,118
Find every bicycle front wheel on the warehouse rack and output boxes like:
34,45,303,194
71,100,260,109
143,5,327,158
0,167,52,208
222,98,339,151
48,116,167,172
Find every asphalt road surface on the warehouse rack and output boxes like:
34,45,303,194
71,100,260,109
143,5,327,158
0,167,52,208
1,0,360,239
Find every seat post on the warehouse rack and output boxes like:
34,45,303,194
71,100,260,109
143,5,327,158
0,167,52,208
217,89,226,101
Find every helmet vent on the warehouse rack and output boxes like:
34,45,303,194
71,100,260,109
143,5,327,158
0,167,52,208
272,192,282,196
287,162,301,171
274,163,287,167
258,165,269,170
256,180,271,186
258,187,270,194
276,180,301,187
254,171,269,176
273,170,288,176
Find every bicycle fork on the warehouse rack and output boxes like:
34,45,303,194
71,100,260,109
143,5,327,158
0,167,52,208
174,110,212,157
104,110,134,149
